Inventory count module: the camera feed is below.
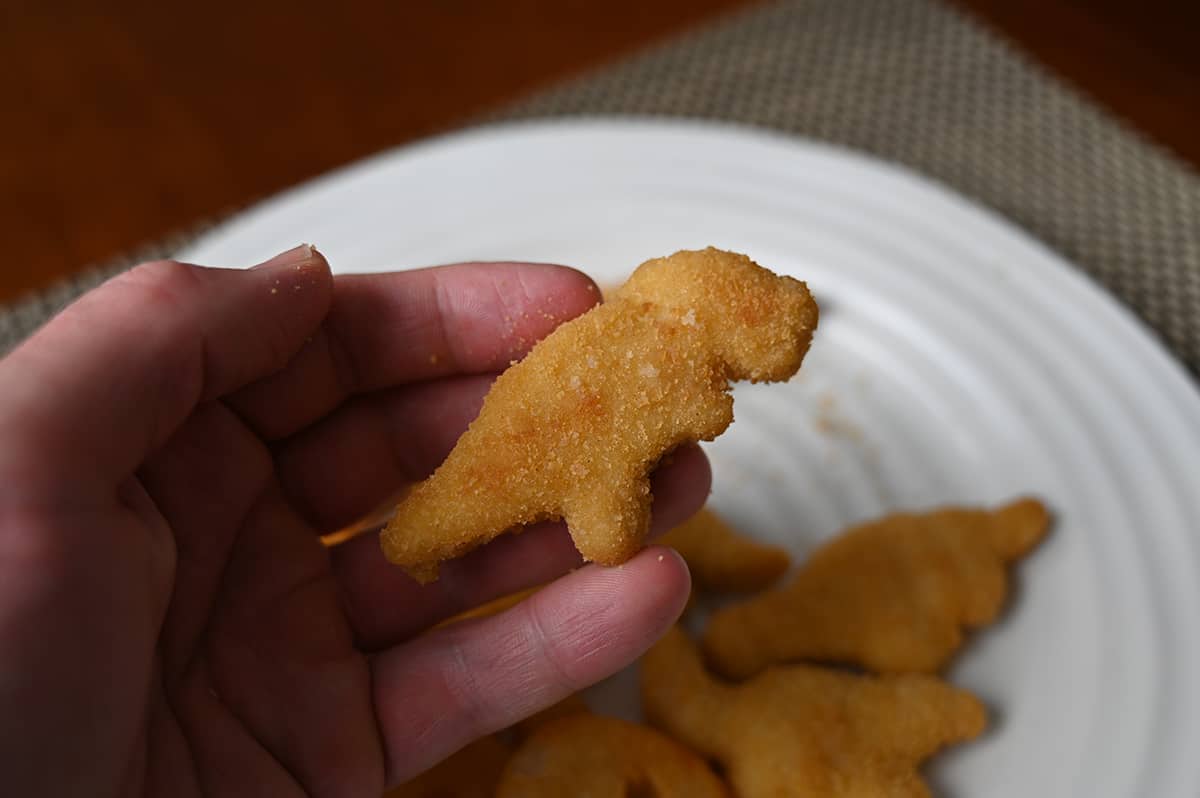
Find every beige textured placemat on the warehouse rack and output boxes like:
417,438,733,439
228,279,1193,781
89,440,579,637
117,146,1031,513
4,0,1198,375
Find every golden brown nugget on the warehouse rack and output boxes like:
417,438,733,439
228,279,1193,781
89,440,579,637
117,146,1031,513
383,248,819,581
661,507,791,593
703,498,1050,678
384,734,510,798
496,713,730,798
642,627,985,798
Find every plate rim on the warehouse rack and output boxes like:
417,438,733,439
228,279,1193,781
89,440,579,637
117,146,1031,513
180,116,1199,405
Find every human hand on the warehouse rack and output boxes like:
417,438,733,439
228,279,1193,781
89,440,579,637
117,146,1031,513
0,245,709,796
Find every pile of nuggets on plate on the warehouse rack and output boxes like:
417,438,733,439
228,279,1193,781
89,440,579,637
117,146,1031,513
381,249,1051,797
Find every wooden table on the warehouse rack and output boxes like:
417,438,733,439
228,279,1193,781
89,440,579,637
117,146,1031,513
2,0,1197,303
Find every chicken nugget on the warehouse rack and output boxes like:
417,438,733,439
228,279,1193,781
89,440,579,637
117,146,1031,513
384,734,510,798
703,498,1050,678
661,507,791,594
383,248,819,582
496,713,730,798
642,626,985,798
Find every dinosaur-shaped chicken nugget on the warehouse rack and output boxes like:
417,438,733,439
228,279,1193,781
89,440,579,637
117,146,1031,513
642,626,985,798
496,713,730,798
382,249,819,581
660,507,791,594
703,498,1050,678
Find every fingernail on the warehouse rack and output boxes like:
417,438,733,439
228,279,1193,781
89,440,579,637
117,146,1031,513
252,243,320,271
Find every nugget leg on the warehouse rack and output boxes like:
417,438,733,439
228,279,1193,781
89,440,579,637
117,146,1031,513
563,474,653,565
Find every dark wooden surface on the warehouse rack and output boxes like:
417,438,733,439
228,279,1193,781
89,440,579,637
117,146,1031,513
1,0,1197,303
950,0,1200,165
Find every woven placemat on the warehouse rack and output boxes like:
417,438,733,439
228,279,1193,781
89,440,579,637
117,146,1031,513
4,0,1198,375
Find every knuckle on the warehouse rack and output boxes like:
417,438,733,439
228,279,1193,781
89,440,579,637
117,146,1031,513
524,598,584,693
441,632,495,737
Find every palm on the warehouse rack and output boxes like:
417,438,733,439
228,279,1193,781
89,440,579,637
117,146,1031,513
67,398,383,796
0,252,705,797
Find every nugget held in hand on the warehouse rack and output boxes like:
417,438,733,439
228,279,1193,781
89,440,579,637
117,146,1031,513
661,507,791,594
496,713,729,798
703,498,1050,678
382,249,819,581
642,627,984,798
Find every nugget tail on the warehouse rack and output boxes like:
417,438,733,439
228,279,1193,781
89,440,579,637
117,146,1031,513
882,675,989,756
989,498,1052,560
700,592,794,680
381,478,534,583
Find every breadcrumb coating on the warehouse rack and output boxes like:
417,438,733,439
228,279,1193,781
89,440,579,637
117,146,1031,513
702,498,1051,678
642,626,985,798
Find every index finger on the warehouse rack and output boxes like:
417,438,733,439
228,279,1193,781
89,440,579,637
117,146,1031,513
372,546,691,783
228,263,601,440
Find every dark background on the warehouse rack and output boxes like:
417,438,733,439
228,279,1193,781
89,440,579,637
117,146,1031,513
1,0,1197,302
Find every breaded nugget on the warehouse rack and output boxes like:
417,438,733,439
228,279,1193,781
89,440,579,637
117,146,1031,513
384,734,510,798
703,498,1050,678
642,627,985,798
383,249,819,582
496,713,730,798
660,507,791,593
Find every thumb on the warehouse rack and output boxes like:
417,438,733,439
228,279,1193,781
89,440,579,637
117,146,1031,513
0,245,332,500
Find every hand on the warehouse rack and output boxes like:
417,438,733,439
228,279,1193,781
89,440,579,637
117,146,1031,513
0,245,709,797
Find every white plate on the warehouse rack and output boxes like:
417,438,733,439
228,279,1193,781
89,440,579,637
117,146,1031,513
180,119,1200,797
